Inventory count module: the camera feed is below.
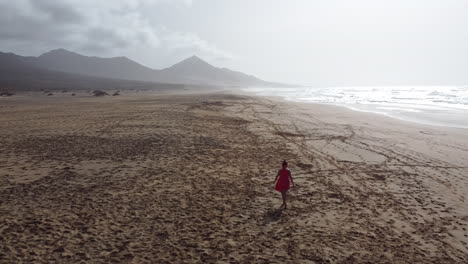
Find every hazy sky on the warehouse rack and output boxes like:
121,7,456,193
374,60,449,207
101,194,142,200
1,0,467,86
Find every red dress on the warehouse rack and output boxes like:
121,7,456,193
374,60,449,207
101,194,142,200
275,169,291,192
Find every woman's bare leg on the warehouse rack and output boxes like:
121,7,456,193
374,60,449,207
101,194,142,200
281,191,287,209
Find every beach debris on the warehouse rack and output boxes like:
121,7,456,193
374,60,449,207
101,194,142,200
112,91,120,96
47,92,53,96
92,90,109,97
0,91,14,97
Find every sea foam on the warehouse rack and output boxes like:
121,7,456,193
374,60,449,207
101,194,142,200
244,86,468,129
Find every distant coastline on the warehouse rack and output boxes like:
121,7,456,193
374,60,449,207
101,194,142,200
244,86,468,129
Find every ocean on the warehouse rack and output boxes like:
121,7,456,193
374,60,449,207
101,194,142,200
244,86,468,129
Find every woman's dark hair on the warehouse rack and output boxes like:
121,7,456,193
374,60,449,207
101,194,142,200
282,160,288,167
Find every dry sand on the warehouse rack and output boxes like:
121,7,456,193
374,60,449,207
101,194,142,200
0,93,467,263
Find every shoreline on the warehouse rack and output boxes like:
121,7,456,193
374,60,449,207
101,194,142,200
240,88,468,130
344,103,468,130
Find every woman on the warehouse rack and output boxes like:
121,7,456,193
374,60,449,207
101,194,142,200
273,160,294,209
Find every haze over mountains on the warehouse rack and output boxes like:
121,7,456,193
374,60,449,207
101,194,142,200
0,49,283,92
0,51,173,92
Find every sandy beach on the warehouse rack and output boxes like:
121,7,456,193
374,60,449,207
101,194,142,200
1,93,467,263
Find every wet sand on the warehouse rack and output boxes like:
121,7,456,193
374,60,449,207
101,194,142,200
1,93,467,263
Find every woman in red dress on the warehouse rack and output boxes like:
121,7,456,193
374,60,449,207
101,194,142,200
274,160,295,209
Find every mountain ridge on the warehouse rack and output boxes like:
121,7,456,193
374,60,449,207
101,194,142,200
26,48,286,87
0,51,185,92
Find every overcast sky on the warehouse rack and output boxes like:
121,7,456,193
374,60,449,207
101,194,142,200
1,0,467,86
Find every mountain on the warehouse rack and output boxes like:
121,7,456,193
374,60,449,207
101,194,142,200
0,52,37,70
29,49,282,87
155,55,271,86
36,49,157,82
0,51,184,92
1,48,288,89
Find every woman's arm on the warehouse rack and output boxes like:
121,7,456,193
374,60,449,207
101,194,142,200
273,170,280,183
289,170,294,186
